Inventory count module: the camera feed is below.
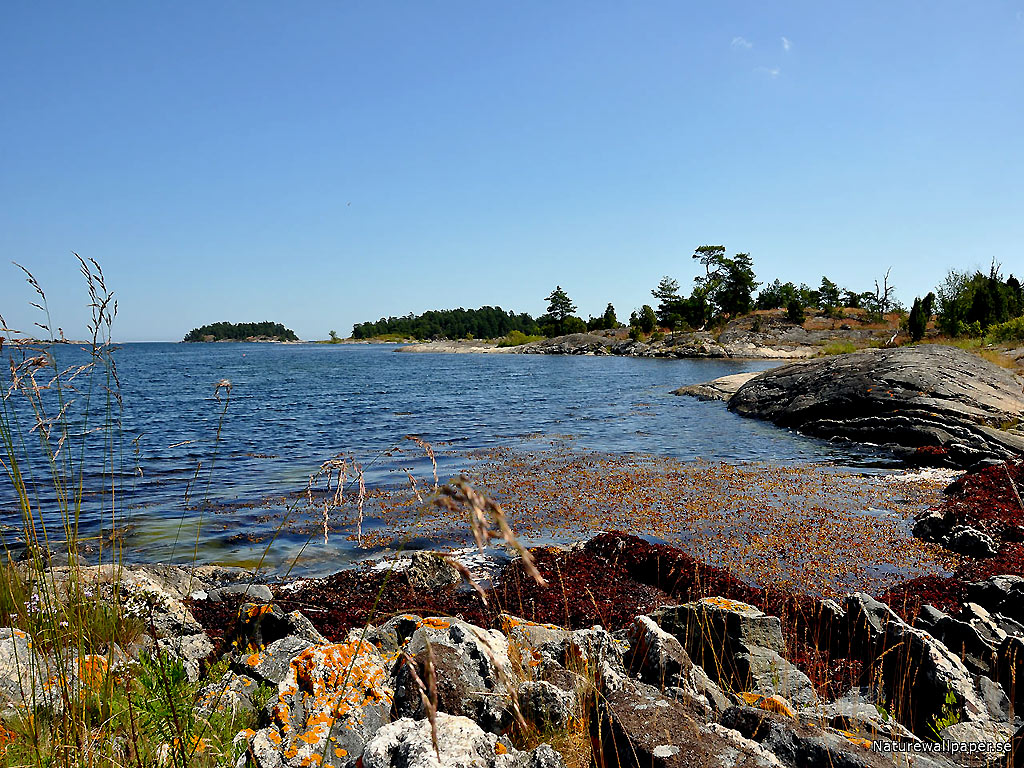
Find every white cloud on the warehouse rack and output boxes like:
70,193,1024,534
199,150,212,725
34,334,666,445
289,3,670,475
731,36,753,50
781,36,791,52
755,66,781,78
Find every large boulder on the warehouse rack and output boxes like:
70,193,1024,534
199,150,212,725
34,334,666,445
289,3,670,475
392,617,514,733
360,713,518,768
650,599,816,709
728,345,1024,466
592,677,782,768
253,639,394,768
845,593,1013,742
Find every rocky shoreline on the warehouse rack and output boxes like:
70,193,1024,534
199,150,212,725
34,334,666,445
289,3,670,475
396,314,900,360
677,345,1024,470
5,460,1024,766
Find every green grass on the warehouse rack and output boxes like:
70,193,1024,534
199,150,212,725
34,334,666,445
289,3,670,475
821,340,857,356
497,331,544,347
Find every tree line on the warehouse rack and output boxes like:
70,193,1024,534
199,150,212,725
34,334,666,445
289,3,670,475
183,321,298,342
348,247,1024,343
351,306,540,340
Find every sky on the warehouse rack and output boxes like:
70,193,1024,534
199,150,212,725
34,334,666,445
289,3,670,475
1,2,1023,342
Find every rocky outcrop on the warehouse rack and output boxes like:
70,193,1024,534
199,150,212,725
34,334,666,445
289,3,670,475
673,372,762,401
727,345,1024,467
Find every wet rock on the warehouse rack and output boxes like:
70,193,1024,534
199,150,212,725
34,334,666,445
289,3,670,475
945,526,998,559
405,552,459,591
261,639,394,768
728,345,1024,467
392,617,513,734
194,670,257,717
360,713,518,768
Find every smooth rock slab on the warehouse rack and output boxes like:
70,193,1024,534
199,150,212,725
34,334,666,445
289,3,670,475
728,344,1024,466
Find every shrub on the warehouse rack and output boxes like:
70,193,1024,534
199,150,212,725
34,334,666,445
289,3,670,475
786,299,806,324
497,330,543,347
986,316,1024,343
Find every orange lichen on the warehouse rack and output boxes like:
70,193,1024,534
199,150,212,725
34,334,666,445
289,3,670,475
495,742,508,755
420,617,451,629
839,730,872,749
739,692,795,718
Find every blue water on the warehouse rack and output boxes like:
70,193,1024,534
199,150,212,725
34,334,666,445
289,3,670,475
1,342,887,574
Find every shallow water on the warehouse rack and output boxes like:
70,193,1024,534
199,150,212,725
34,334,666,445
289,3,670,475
1,342,911,575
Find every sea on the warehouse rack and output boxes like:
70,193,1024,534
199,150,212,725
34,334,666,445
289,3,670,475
0,342,898,575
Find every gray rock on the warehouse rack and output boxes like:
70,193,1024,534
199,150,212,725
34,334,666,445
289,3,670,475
652,598,787,660
945,525,998,558
728,345,1024,467
845,593,1008,741
405,552,459,591
592,677,778,768
0,628,52,713
235,634,314,686
157,632,214,683
673,372,761,402
263,639,394,768
218,583,274,603
248,727,284,768
513,744,566,768
733,646,818,710
517,680,574,731
805,688,918,746
233,603,327,650
649,599,799,705
194,670,257,718
392,617,514,734
965,575,1024,622
721,706,948,768
624,614,693,691
369,614,423,653
360,713,519,768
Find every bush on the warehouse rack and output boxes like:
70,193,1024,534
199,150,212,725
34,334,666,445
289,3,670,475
497,330,543,347
986,316,1024,343
786,299,805,324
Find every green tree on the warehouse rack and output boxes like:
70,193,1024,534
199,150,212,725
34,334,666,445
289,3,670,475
638,305,657,333
819,277,841,310
652,276,681,329
786,298,805,324
908,297,927,341
602,303,618,329
715,252,759,316
545,286,577,329
328,329,339,342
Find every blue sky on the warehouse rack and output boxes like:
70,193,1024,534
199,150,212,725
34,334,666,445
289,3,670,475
2,2,1022,341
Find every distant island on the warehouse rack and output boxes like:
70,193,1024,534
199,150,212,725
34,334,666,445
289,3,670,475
182,321,298,343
